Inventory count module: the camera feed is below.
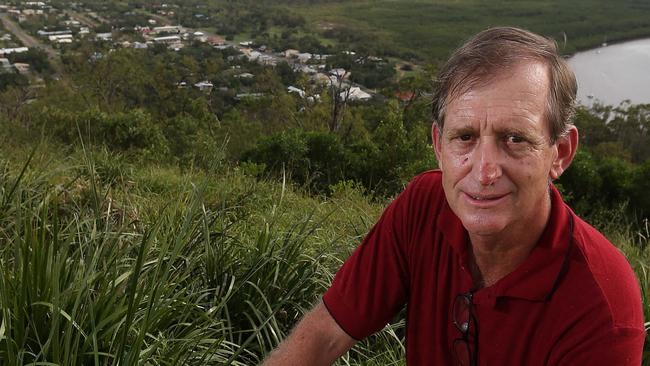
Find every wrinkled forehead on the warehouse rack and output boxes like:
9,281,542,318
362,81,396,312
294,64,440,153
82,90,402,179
448,59,550,105
443,60,552,120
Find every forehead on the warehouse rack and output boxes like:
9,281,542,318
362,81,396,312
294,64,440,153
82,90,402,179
445,61,550,130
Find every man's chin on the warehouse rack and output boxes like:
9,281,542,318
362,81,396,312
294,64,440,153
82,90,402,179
459,216,508,237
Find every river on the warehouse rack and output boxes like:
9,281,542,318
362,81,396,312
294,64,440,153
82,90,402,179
568,38,650,107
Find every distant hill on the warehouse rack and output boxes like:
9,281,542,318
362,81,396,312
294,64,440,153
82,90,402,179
287,0,650,61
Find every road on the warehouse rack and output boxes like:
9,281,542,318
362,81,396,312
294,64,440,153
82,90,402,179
0,13,61,72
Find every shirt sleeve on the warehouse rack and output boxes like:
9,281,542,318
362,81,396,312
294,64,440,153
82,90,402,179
322,177,420,340
552,326,646,365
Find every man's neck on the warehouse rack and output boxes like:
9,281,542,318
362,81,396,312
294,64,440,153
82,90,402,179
468,193,552,289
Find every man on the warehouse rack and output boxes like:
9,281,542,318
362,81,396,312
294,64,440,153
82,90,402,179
263,27,645,365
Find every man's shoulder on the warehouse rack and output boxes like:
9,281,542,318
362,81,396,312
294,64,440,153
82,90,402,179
406,169,443,194
569,214,644,329
398,170,445,207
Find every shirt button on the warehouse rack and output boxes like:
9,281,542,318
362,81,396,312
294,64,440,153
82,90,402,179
460,322,469,332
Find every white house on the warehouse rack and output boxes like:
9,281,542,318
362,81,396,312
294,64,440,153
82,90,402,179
153,35,181,44
49,34,73,42
152,25,182,34
13,63,30,74
95,33,113,41
296,52,312,63
192,31,207,42
234,72,254,79
194,81,213,93
342,86,372,101
287,86,306,98
0,47,29,56
284,49,299,58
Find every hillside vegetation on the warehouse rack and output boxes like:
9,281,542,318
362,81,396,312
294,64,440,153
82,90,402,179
0,129,648,364
293,0,650,60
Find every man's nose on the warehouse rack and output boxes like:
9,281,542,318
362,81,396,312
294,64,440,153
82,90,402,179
475,138,502,186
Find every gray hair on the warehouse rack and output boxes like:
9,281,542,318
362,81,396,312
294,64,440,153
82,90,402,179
431,26,577,143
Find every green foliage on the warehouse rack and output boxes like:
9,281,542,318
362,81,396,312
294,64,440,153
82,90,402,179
244,129,346,193
0,72,28,92
295,0,650,61
243,100,435,196
0,141,404,365
35,107,168,156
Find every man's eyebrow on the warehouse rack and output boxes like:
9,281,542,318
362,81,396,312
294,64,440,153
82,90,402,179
444,125,475,137
494,126,533,137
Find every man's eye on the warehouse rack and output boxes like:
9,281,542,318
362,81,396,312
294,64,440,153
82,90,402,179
459,134,472,141
507,135,525,143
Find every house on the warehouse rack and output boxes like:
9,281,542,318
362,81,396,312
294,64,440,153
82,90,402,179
13,63,30,75
49,34,73,42
234,72,254,79
342,86,372,101
153,35,181,45
22,9,42,16
239,40,253,47
95,33,112,41
313,54,330,61
37,29,72,37
133,41,148,49
63,20,81,27
287,86,306,98
395,91,415,103
207,35,225,46
258,55,277,66
296,52,312,64
79,27,90,36
55,38,73,44
0,47,29,56
194,81,213,93
193,31,207,42
284,49,299,58
152,25,182,35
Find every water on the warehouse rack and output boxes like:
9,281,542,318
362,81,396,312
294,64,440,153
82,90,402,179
567,38,650,107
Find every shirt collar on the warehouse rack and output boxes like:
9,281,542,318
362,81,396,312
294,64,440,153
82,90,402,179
438,184,573,303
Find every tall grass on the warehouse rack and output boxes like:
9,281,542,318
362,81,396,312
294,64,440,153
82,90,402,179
0,147,400,365
0,146,647,365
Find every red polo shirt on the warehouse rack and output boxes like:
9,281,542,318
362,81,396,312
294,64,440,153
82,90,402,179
323,170,645,365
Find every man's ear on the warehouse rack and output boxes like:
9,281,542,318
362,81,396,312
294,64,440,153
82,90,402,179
550,126,579,180
432,123,443,171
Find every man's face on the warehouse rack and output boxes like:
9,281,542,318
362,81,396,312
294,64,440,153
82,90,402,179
433,61,567,238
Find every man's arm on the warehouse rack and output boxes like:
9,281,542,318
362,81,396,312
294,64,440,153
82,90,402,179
262,301,357,366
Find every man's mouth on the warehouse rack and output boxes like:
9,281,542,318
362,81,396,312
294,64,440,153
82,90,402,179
465,192,508,202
